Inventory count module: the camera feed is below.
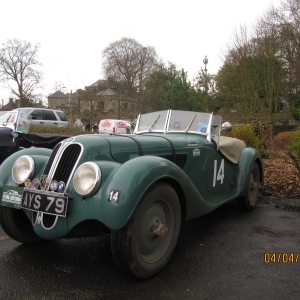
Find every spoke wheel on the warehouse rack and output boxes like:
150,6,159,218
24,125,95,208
111,182,181,279
238,162,260,211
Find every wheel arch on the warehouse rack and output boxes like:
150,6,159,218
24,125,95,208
97,156,191,230
255,157,264,185
155,177,187,225
236,147,264,196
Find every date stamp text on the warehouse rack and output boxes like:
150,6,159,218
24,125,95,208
264,253,299,263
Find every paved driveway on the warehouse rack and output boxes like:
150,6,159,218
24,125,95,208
0,200,299,299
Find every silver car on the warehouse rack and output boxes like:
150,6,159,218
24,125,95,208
12,108,69,128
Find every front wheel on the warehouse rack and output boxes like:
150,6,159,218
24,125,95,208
111,182,181,279
0,206,42,244
237,162,260,211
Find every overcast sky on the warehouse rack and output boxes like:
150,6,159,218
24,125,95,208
0,0,280,106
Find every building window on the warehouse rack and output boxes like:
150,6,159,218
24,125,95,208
98,101,104,110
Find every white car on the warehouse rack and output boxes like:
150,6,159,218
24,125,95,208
98,119,131,134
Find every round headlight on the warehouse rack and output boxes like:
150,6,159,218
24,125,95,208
12,155,35,184
73,162,101,197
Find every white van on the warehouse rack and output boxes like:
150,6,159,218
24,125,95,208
98,119,131,134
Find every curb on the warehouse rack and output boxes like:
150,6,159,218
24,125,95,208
259,195,300,207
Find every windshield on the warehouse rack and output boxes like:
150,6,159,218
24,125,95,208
0,110,30,133
0,112,19,127
135,110,222,143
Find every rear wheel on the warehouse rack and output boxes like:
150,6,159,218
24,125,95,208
238,162,260,211
0,206,42,244
111,183,181,279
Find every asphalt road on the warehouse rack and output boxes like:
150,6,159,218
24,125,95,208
0,200,299,300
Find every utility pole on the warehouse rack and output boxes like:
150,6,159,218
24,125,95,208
69,90,72,127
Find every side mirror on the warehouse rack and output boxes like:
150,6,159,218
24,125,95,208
11,131,18,143
221,122,232,132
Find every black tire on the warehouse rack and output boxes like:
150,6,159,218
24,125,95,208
111,182,181,279
0,206,42,244
238,162,260,211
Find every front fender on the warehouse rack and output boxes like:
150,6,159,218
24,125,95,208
0,148,52,197
97,156,214,230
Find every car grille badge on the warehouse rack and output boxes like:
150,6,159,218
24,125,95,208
40,175,49,191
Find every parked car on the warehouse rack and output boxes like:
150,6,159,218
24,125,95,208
98,119,131,134
0,109,69,165
12,107,69,128
0,111,9,117
0,109,263,279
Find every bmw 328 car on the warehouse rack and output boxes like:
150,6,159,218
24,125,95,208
0,110,263,278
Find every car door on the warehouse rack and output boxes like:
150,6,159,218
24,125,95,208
42,110,59,127
27,109,44,127
189,145,236,204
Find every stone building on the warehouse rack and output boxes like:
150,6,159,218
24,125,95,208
0,98,19,111
47,80,138,125
47,91,69,109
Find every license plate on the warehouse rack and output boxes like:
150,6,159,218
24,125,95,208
21,188,68,217
1,186,23,208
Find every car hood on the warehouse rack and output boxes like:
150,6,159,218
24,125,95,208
72,133,210,165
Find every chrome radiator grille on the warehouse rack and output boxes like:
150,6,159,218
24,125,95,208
43,143,82,189
43,143,61,175
52,144,81,183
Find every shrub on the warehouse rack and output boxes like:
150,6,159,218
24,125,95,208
287,131,300,171
28,126,88,136
273,130,300,151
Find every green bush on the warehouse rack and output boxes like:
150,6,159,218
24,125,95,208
288,132,300,165
223,125,261,150
28,126,89,136
292,107,300,121
273,130,300,151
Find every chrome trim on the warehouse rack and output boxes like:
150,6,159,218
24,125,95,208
42,214,58,230
44,141,83,193
12,155,35,184
73,162,101,197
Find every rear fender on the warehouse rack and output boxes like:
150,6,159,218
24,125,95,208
234,147,263,196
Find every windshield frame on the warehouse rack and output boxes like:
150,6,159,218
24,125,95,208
0,109,30,133
134,110,223,144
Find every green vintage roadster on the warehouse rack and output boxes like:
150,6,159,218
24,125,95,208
0,110,263,278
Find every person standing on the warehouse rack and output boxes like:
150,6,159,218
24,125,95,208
74,118,83,128
92,123,99,133
85,122,90,131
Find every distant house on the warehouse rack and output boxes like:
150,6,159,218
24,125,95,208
94,88,138,117
48,91,69,109
85,79,109,91
0,98,19,111
47,81,138,121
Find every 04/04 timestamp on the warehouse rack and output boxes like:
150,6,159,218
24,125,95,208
264,253,299,263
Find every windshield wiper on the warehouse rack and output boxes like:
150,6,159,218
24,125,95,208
148,115,160,132
185,114,197,132
1,114,11,126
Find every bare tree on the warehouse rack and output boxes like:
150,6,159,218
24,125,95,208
0,39,43,106
102,37,158,100
52,81,68,93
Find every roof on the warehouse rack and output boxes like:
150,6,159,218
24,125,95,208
48,91,68,98
96,88,137,102
1,102,18,111
88,80,109,88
